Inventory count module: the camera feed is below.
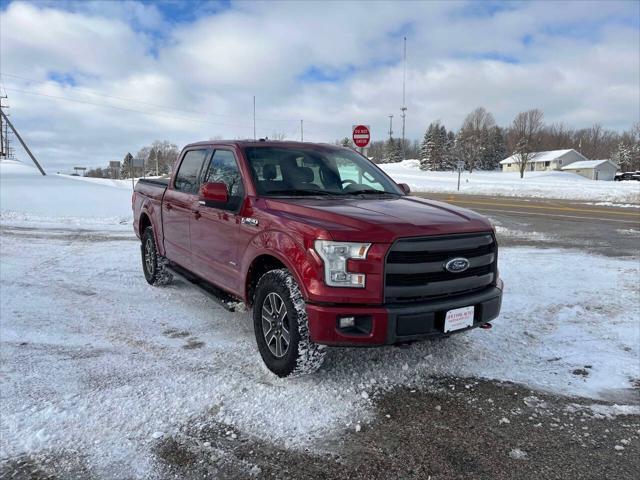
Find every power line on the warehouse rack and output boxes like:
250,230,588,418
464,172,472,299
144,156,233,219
5,87,254,130
2,77,345,140
0,72,300,124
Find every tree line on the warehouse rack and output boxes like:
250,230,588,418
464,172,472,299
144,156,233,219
339,107,640,176
85,110,639,180
86,140,179,179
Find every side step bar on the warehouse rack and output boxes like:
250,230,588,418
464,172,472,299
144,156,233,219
165,263,243,312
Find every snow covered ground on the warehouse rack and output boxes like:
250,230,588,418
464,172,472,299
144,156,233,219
1,160,639,476
380,160,640,204
0,160,133,229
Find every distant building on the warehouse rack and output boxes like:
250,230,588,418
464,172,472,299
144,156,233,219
561,160,618,181
109,161,121,179
500,149,588,173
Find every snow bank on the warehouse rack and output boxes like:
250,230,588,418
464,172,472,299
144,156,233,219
1,160,133,227
380,160,640,203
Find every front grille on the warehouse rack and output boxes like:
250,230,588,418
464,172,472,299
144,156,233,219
387,265,493,286
387,244,494,264
385,233,497,302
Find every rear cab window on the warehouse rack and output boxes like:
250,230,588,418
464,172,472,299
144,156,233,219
173,149,210,193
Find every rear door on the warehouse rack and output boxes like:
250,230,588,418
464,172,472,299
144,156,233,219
189,149,246,293
162,148,211,269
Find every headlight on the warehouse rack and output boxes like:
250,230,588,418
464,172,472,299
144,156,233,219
314,240,371,288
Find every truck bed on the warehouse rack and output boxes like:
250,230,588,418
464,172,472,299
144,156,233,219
133,178,169,241
135,178,168,202
138,177,170,188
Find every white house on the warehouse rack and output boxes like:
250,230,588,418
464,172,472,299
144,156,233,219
500,149,588,173
561,159,618,181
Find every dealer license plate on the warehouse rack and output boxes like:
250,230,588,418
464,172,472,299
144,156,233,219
444,306,475,333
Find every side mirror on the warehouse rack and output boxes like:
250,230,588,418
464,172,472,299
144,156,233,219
199,182,228,206
398,183,411,195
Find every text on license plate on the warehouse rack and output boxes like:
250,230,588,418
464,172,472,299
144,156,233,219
444,306,475,332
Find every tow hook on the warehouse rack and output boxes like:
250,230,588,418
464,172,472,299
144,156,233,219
480,322,493,330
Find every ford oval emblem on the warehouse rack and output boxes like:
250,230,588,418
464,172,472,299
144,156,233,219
445,257,470,273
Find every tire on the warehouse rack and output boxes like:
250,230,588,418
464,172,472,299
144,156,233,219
141,226,173,286
252,269,326,377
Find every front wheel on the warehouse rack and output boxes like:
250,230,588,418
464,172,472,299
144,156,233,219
253,269,326,377
141,226,173,286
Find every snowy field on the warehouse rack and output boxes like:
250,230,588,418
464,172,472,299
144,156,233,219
1,160,639,476
380,160,640,204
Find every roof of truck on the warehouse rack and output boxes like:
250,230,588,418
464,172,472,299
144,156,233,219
183,140,342,149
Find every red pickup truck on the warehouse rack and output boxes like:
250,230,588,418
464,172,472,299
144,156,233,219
133,141,503,377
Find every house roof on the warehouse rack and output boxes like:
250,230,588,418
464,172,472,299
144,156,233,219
561,159,615,170
500,149,582,165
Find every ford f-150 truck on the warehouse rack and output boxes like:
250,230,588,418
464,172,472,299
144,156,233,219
133,141,503,377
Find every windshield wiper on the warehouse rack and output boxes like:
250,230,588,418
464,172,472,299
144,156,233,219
264,189,335,196
342,189,399,196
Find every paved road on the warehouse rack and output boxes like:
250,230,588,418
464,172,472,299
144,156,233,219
415,193,640,257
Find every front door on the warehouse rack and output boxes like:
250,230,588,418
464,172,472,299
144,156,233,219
189,149,246,294
162,148,211,269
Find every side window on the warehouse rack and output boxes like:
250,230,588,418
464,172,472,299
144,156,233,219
174,150,208,193
202,150,244,211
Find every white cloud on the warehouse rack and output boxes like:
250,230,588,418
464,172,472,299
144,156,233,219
0,0,638,171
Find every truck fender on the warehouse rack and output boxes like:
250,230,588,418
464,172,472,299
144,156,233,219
240,230,319,304
138,201,165,257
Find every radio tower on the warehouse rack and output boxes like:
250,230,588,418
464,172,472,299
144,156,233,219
400,36,407,161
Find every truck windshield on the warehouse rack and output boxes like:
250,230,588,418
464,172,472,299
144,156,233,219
244,146,403,197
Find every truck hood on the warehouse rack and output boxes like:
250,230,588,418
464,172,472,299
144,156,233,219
264,195,494,243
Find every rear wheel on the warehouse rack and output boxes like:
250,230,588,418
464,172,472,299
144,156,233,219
253,269,326,377
141,226,173,286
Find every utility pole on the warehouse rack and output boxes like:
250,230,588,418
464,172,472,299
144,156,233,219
300,119,304,142
400,36,408,161
253,96,256,140
0,94,6,158
0,106,46,175
154,149,159,176
388,114,394,141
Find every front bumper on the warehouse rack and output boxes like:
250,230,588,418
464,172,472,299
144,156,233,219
306,281,503,346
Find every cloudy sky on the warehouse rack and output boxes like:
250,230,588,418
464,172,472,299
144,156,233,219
1,0,638,171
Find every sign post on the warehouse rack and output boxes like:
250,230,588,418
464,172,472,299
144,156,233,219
456,160,465,191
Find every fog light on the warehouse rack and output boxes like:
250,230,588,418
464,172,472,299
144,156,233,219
339,316,356,328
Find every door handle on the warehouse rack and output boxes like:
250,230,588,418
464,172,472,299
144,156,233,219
193,210,201,220
165,203,173,211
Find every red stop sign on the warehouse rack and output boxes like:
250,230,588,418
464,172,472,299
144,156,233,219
352,125,370,148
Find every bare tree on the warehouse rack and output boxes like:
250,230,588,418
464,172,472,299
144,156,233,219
137,140,179,175
461,107,496,132
457,107,496,172
270,132,287,141
509,109,544,178
539,123,572,150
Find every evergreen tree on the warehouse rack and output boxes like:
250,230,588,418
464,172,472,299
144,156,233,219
420,122,451,170
120,152,134,179
444,130,456,170
482,126,506,170
613,141,640,172
385,138,403,163
339,137,355,149
420,127,432,165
